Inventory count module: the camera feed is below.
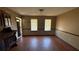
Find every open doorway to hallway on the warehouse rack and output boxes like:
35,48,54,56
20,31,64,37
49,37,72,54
16,17,22,39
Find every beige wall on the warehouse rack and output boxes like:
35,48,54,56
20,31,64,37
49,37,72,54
0,7,20,30
56,8,79,49
22,16,56,35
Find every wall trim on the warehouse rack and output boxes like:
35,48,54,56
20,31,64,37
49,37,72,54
56,29,79,37
56,29,79,50
55,36,78,50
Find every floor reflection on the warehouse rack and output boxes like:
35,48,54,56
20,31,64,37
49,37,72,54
30,37,38,48
42,37,52,48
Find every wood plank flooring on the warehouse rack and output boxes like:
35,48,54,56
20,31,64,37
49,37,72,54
10,36,78,51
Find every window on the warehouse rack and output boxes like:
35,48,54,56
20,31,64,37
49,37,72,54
4,17,11,27
4,18,8,27
31,19,38,31
44,19,51,31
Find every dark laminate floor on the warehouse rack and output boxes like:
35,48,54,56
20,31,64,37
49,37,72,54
10,36,78,51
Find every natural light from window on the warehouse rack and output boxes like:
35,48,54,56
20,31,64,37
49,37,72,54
44,19,51,31
31,19,38,31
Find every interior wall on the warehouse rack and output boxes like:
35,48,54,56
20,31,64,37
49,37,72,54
22,16,56,35
0,7,20,30
56,8,79,49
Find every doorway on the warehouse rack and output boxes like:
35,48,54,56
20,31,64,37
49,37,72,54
16,17,22,38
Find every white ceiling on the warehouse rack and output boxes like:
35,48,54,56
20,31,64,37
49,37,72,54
9,7,76,16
